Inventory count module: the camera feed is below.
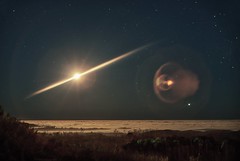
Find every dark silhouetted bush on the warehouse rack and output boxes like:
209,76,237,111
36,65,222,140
0,105,38,161
0,105,239,161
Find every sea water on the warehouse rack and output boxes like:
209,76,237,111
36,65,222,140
22,120,240,133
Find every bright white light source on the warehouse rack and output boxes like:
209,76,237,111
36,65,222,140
26,43,152,99
73,73,81,80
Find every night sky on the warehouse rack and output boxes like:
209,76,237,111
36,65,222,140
0,0,239,119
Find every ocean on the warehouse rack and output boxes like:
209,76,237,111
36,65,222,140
22,120,240,133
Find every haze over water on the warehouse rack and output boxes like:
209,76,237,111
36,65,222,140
23,120,240,133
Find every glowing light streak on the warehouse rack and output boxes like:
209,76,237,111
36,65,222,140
26,77,74,99
26,43,153,99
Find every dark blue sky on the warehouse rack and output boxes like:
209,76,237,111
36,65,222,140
0,0,239,119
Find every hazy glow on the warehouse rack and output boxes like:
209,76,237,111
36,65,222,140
26,43,153,99
167,80,174,86
73,73,81,80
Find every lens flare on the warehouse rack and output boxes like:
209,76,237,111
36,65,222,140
73,73,81,80
26,43,153,99
167,80,174,86
153,62,199,103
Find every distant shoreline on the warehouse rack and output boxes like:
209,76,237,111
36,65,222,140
21,120,240,135
21,120,240,134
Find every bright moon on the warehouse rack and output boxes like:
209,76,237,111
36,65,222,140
73,73,81,80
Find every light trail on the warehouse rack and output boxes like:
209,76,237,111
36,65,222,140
26,43,153,99
79,43,152,77
26,77,75,99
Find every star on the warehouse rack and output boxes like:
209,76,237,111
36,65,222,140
187,103,191,107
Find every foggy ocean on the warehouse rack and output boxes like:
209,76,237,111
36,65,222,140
22,120,240,133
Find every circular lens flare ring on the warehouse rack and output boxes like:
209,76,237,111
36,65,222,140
153,62,199,103
155,74,174,91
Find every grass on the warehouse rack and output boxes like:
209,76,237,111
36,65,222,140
0,106,239,161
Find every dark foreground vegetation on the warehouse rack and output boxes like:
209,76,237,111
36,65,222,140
0,106,240,161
